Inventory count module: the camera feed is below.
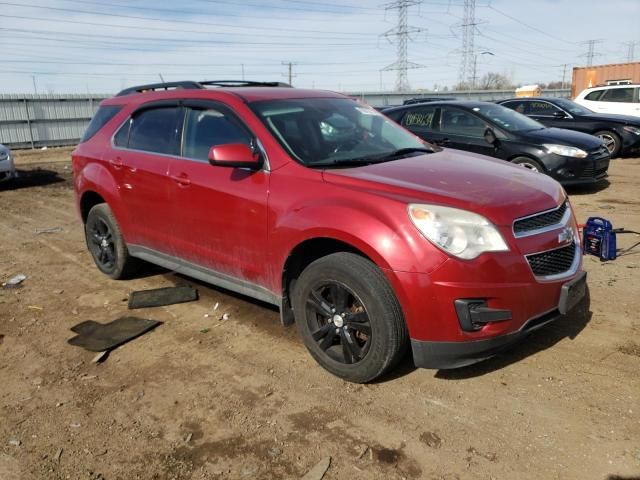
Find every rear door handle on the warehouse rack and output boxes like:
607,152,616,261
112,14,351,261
170,173,191,186
108,157,123,170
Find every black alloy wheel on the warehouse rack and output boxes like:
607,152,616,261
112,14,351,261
305,282,372,365
85,203,139,279
292,252,408,383
87,216,116,272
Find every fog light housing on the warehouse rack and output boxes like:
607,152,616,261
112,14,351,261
454,299,512,332
557,168,575,178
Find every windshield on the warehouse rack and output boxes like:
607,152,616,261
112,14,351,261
249,98,428,166
471,103,545,132
551,98,594,115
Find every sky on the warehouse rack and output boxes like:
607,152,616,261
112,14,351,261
0,0,638,94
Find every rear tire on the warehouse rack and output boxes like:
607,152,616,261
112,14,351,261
594,130,621,158
511,156,544,173
291,252,408,383
85,204,139,279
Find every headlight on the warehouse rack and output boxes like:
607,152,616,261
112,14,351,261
623,125,640,136
0,151,8,162
543,144,587,158
408,204,509,260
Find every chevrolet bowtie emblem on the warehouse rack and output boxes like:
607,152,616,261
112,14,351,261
558,226,573,244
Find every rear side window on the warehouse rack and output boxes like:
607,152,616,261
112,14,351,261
401,106,438,133
584,90,604,101
128,107,180,155
600,88,634,103
80,105,122,143
501,101,527,114
527,101,561,116
181,107,252,162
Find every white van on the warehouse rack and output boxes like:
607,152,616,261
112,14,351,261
574,84,640,117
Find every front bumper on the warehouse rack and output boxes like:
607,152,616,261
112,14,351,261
0,154,16,182
411,271,587,369
544,149,609,186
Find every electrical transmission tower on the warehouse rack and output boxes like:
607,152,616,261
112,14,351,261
459,0,477,87
580,39,603,67
624,41,639,62
382,0,425,93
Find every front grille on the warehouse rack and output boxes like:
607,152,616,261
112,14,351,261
581,155,610,179
526,241,576,277
514,201,567,235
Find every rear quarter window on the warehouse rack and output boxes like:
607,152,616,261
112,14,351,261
80,105,122,143
584,90,604,101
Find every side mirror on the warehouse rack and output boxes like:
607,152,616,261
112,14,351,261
484,128,498,146
552,111,567,119
208,144,262,169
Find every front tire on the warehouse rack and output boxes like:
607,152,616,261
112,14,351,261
511,156,544,172
85,204,138,279
291,252,408,383
594,130,621,157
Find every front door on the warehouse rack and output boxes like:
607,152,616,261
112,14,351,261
437,106,495,157
167,102,270,287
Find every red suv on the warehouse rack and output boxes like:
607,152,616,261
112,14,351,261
73,80,587,383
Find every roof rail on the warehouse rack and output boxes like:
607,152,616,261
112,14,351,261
116,81,203,97
115,80,293,97
199,80,293,88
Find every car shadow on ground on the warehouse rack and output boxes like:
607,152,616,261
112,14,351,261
0,168,67,191
565,179,611,196
433,287,592,380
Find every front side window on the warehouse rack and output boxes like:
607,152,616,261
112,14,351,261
600,88,634,103
401,106,438,133
250,98,427,166
181,107,252,162
439,107,486,137
128,107,180,155
527,101,562,116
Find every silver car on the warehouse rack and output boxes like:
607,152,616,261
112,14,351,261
0,144,16,182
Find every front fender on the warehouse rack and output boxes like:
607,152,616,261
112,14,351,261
271,199,448,291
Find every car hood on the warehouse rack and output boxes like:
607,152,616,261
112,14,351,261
322,150,564,226
581,112,640,125
520,127,603,149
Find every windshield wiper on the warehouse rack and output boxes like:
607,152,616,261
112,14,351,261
310,158,377,167
374,146,436,161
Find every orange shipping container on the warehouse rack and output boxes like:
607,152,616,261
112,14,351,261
571,62,640,98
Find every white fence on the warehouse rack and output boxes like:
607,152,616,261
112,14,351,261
0,94,108,149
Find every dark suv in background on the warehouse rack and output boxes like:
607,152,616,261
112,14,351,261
498,97,640,158
383,100,610,186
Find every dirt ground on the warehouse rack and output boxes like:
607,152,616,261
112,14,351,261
1,146,639,480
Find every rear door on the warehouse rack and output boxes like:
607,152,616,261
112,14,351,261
591,87,637,115
397,104,440,143
111,104,181,254
167,101,270,286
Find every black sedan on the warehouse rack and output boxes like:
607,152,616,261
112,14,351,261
382,101,610,186
497,97,640,158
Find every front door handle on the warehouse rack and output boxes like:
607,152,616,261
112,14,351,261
170,174,191,186
436,138,450,146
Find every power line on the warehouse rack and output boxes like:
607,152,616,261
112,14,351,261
0,2,379,37
486,5,576,45
381,0,426,92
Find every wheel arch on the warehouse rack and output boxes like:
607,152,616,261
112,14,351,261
279,236,386,326
507,154,547,171
80,190,106,223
